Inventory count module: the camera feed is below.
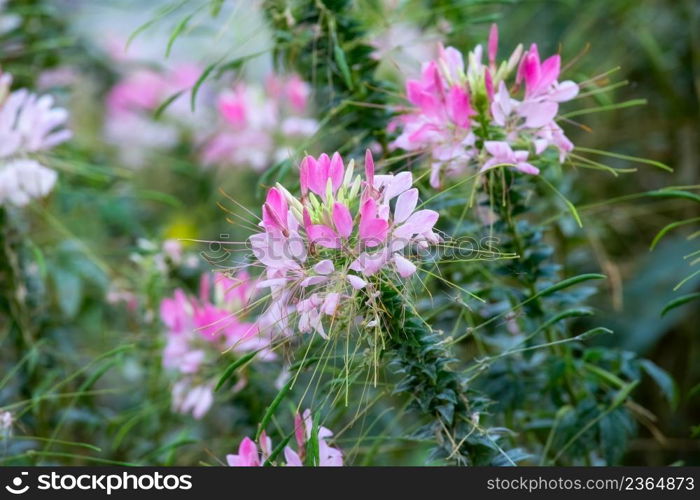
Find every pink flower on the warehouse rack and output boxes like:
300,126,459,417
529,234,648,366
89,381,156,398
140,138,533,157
202,75,316,171
481,141,539,175
227,410,342,467
106,70,166,114
488,24,499,68
160,271,272,418
171,380,214,420
218,88,249,127
250,150,439,338
300,152,344,198
226,437,263,466
390,27,581,187
103,63,203,168
284,74,311,113
518,44,562,99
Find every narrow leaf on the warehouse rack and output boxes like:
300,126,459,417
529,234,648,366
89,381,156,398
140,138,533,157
255,379,293,440
215,351,259,391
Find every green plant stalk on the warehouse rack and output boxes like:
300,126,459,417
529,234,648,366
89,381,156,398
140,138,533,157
378,283,507,465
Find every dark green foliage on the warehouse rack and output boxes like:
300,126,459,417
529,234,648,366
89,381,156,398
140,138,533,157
380,283,516,465
264,0,394,155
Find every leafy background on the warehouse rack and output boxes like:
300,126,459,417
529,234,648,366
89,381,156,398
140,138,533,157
0,0,698,465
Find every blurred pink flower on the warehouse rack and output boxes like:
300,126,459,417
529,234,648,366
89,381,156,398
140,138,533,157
103,63,202,167
160,271,273,419
202,75,316,171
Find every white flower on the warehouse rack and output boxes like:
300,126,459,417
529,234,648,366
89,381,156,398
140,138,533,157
0,71,70,206
0,159,57,206
0,87,71,158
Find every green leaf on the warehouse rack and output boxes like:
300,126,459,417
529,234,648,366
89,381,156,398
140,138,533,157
534,273,607,300
143,438,198,460
540,308,594,332
209,0,224,16
190,51,266,111
612,381,639,408
650,218,700,250
153,90,186,120
639,359,679,409
538,175,583,227
165,11,197,57
262,432,293,466
255,379,293,440
126,0,190,49
190,61,219,111
561,99,647,119
333,43,354,90
575,147,673,173
661,293,700,317
306,411,320,466
647,189,700,204
215,351,259,391
576,327,613,341
79,359,120,393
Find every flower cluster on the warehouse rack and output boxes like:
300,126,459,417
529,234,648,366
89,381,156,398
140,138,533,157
201,74,317,171
104,64,202,167
250,150,439,338
0,70,70,206
160,271,273,419
227,409,342,466
390,25,579,188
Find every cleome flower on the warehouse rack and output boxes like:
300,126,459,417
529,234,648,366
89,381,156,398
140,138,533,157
226,409,342,466
0,69,70,206
160,271,274,419
249,150,439,338
390,24,579,188
201,74,317,171
104,64,201,168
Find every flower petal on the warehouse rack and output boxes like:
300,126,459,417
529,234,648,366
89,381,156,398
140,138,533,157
347,274,367,289
394,254,417,277
403,209,439,234
321,292,340,315
359,218,389,247
332,202,354,238
394,188,418,224
313,259,334,275
329,152,344,191
384,171,413,200
307,224,340,249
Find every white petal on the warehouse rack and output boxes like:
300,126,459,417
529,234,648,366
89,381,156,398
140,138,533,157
393,254,417,277
347,274,367,289
313,259,334,275
394,188,419,224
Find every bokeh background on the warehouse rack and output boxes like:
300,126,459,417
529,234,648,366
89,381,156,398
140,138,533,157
1,0,698,465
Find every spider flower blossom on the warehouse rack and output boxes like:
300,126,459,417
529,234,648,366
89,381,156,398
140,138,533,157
227,409,342,466
250,150,439,338
104,64,202,167
390,24,579,188
0,70,70,206
201,74,317,171
160,271,273,419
